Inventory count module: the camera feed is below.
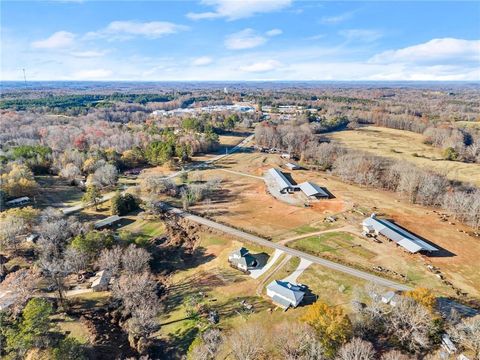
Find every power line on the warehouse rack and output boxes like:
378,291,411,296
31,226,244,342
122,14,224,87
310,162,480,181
22,68,27,88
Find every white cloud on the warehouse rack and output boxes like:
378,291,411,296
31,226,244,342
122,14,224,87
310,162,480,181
320,11,354,25
369,38,480,64
266,28,282,37
70,50,108,58
85,20,188,40
31,31,75,49
308,34,325,40
192,56,213,66
339,29,383,43
187,0,292,21
71,69,113,79
239,59,281,72
225,29,266,50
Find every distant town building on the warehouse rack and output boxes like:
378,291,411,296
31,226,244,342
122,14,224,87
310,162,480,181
266,280,306,309
362,214,438,254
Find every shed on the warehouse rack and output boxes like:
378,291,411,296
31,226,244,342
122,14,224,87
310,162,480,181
298,182,329,199
362,214,438,254
266,280,305,309
285,162,301,170
26,234,39,243
442,334,457,354
91,270,111,291
381,291,399,306
6,197,30,207
94,215,121,230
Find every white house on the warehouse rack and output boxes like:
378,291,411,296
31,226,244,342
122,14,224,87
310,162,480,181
266,280,305,309
228,247,257,272
91,270,111,292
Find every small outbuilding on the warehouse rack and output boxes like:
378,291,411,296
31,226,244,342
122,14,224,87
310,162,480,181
266,280,306,309
6,197,30,208
441,334,457,354
228,247,258,272
94,215,121,230
381,291,400,306
284,162,302,170
91,270,111,292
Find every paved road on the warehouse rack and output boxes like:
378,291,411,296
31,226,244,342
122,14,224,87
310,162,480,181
217,168,263,180
61,192,116,215
164,134,254,180
61,134,254,214
162,204,412,291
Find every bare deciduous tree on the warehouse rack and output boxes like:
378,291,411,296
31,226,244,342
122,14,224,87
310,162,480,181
2,268,41,314
381,350,413,360
121,244,151,274
449,315,480,358
387,297,432,352
227,323,267,360
96,246,123,274
274,322,325,360
336,337,376,360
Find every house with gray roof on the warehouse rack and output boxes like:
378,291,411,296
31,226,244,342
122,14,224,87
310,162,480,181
266,280,306,309
363,214,438,254
228,247,258,272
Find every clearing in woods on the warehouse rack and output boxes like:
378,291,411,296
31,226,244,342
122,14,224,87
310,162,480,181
328,126,480,186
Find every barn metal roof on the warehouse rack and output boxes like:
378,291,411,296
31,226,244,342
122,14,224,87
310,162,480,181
94,215,121,229
267,168,294,190
267,280,305,304
298,182,329,198
363,215,438,253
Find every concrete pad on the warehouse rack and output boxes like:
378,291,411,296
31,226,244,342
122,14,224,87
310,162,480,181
282,258,313,284
249,249,284,279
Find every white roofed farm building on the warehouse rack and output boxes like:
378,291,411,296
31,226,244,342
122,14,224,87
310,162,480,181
94,215,121,230
362,214,438,254
266,280,306,310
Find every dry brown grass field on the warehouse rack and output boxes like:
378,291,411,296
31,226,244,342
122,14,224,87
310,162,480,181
329,126,480,186
182,150,480,299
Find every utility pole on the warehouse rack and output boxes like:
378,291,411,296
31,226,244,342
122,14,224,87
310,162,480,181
22,68,27,88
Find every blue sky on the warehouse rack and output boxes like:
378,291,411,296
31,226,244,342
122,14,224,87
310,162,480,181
1,0,479,81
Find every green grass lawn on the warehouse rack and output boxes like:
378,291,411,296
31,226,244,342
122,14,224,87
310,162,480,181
119,219,165,246
288,232,376,260
53,314,90,344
